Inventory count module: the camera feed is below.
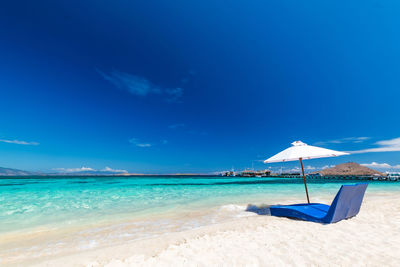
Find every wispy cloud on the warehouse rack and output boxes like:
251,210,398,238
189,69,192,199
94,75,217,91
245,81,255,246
136,143,152,147
168,123,185,129
289,167,301,172
361,162,400,170
314,137,370,146
101,167,128,173
129,138,169,147
98,69,160,96
53,166,128,173
53,166,95,173
98,69,184,102
351,137,400,154
129,138,152,148
321,165,335,170
181,69,196,84
165,87,183,103
287,165,315,172
0,139,39,146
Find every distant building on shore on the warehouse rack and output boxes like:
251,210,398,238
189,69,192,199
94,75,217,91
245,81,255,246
385,172,400,181
221,169,272,177
240,169,271,177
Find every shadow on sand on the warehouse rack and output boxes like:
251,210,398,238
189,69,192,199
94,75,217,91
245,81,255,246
245,204,272,215
246,204,305,221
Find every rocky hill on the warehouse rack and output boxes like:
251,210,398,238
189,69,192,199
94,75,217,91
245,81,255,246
316,162,384,176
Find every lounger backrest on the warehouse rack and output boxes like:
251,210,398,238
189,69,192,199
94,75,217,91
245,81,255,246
323,183,368,223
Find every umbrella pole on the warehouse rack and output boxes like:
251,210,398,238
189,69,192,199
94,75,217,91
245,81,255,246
299,158,310,204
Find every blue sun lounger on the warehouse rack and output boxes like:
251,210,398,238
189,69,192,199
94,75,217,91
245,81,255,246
270,183,368,223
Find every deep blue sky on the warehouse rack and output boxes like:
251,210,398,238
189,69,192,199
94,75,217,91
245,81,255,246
1,0,400,173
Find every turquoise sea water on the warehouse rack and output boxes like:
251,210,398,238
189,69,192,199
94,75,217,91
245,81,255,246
2,176,400,264
1,176,400,235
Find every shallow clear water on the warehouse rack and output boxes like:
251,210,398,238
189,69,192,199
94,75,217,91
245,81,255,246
1,176,400,234
1,176,400,264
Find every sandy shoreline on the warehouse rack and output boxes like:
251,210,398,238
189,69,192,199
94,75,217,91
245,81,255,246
6,192,394,266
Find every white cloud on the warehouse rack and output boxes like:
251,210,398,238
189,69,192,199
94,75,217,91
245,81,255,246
98,69,160,96
0,139,39,145
345,137,370,143
137,143,152,147
98,69,183,102
54,166,128,173
129,138,152,148
377,138,400,146
289,167,301,172
286,166,315,173
315,137,370,146
321,165,335,170
101,167,128,173
53,166,95,173
351,137,400,154
361,162,400,170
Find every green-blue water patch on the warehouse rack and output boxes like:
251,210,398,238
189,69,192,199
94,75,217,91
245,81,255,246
1,176,399,233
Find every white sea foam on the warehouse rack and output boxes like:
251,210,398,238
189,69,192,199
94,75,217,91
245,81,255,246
218,204,246,212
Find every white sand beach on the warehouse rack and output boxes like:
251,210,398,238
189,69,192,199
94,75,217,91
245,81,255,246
16,192,399,267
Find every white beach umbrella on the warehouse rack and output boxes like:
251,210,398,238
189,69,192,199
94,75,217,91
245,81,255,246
264,141,349,203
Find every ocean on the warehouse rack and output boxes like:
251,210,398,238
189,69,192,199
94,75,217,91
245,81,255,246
1,176,400,263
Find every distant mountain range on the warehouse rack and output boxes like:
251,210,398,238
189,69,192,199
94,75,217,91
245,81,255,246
52,170,129,175
314,162,384,176
0,167,36,176
0,167,128,176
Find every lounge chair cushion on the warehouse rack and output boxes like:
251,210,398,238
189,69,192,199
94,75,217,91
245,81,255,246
270,203,329,222
270,183,368,224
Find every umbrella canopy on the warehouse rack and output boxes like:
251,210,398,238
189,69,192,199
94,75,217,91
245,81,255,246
264,141,349,203
264,141,349,163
